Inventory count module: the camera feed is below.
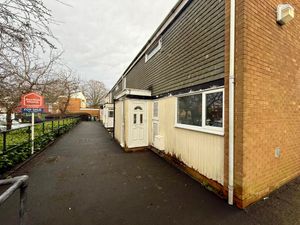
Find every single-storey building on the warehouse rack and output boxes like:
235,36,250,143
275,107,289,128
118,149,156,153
103,0,300,208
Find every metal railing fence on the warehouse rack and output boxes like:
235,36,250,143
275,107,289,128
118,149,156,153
0,175,29,225
0,117,80,174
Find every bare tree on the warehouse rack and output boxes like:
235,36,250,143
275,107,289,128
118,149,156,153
44,68,80,116
81,80,108,108
0,0,55,50
0,0,61,129
0,44,61,129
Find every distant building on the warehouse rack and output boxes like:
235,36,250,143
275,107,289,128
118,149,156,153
70,92,87,109
101,93,114,128
50,92,100,120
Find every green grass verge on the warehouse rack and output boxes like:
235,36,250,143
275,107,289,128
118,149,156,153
0,118,80,175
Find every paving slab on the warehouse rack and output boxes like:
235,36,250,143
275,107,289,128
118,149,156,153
0,122,299,225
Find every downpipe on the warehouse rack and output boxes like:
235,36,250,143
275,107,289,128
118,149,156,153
228,0,236,205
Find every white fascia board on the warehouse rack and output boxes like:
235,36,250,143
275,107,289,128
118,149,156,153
114,89,152,100
127,89,152,96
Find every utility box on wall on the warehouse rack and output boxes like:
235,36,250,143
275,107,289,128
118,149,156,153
277,4,295,25
154,135,165,151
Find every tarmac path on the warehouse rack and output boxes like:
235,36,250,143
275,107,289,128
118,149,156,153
0,122,299,225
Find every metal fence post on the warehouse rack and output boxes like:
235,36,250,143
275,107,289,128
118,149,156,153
58,120,60,135
2,132,7,153
0,176,29,225
42,122,45,135
27,127,31,143
51,121,54,132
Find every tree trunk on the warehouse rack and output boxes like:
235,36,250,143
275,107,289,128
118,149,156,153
6,109,12,130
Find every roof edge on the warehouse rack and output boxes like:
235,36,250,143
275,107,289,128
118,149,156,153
110,0,192,92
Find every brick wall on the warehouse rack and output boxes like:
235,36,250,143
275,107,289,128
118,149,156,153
234,0,300,207
67,99,82,112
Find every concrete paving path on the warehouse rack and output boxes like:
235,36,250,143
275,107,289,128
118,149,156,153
0,122,299,225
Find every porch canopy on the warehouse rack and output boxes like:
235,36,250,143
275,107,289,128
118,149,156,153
114,88,152,100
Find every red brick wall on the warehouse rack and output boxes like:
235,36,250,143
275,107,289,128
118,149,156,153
234,0,300,207
67,99,82,112
67,99,100,118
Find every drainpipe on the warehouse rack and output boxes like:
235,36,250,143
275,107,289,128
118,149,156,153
228,0,236,205
122,99,125,147
113,99,116,139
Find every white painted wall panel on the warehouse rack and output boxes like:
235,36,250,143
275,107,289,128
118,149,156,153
115,101,123,146
156,97,224,185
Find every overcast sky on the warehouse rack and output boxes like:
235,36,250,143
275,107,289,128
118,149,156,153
44,0,178,89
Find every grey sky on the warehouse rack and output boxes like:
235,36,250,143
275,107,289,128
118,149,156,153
44,0,178,89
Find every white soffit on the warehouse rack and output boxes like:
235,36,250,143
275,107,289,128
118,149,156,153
115,89,152,100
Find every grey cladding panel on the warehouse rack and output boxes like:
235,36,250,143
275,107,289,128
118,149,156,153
112,81,123,98
126,0,225,96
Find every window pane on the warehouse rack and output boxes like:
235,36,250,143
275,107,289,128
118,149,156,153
177,94,202,126
140,114,143,124
206,92,223,127
153,102,158,118
134,114,137,124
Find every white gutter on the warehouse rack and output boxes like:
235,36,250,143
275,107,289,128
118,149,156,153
228,0,236,205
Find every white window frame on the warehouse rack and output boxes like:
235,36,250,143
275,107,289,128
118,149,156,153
145,38,162,62
175,87,224,136
152,121,160,145
152,101,159,145
153,101,159,120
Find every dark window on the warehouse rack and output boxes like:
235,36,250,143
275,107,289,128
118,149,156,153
177,94,202,127
140,114,143,124
133,114,137,124
206,92,223,127
134,106,143,111
109,111,114,117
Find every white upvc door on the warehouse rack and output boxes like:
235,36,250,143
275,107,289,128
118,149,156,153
128,101,148,148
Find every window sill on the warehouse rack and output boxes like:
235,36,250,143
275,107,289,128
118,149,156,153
175,124,224,136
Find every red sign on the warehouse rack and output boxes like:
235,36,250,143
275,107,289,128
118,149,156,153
21,92,45,109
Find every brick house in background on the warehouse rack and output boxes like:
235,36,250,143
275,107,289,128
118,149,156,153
66,92,87,112
50,92,100,120
49,92,86,113
103,0,299,208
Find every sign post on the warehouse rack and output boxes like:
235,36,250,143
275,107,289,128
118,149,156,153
31,112,34,154
20,93,45,155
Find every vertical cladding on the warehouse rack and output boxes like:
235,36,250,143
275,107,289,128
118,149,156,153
126,0,225,96
155,97,225,185
236,0,300,207
114,101,123,144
